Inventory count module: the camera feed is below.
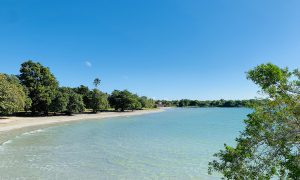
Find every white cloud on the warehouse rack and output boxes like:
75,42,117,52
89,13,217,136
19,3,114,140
85,61,92,67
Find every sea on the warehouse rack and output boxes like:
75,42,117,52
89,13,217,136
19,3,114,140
0,108,251,180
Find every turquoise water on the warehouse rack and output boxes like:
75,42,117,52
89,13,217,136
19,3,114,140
0,108,251,179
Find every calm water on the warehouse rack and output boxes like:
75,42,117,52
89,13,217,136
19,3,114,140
0,108,251,180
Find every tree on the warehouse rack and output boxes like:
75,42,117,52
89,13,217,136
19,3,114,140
90,89,109,113
66,92,85,115
109,90,138,111
74,85,92,109
0,74,28,115
5,74,32,112
50,90,68,114
93,78,101,89
131,94,142,110
98,92,109,111
178,99,191,107
18,60,59,115
209,63,300,179
223,100,236,107
189,100,199,107
140,96,156,109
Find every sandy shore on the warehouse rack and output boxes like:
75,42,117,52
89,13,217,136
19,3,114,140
0,108,165,133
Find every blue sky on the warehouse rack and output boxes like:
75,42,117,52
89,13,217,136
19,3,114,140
0,0,299,100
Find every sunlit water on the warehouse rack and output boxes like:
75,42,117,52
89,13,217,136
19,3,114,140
0,108,251,179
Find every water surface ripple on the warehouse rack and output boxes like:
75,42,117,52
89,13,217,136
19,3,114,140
0,108,251,180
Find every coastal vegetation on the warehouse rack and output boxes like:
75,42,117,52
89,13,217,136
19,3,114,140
90,89,110,113
0,74,30,114
209,63,300,179
109,90,142,111
19,61,59,115
157,99,256,108
0,60,156,116
0,60,260,117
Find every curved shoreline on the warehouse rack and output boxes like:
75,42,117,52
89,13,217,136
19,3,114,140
0,108,165,143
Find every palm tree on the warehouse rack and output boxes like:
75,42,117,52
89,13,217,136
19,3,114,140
93,78,101,89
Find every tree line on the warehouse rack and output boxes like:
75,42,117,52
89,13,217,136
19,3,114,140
156,99,257,108
0,60,156,116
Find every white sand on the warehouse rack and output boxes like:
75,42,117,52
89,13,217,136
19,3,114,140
0,109,165,133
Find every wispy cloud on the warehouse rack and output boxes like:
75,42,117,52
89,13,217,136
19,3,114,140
85,61,92,67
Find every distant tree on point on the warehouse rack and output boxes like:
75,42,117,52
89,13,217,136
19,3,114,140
93,78,101,89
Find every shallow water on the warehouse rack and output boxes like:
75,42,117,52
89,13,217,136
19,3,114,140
0,108,251,179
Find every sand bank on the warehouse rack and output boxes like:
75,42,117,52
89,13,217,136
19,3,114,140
0,108,165,133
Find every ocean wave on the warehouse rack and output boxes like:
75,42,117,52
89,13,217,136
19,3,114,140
0,129,46,147
1,140,13,145
22,129,45,136
0,140,13,151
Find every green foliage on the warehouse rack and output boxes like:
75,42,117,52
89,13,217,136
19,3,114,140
50,87,87,115
90,89,109,113
93,78,101,89
131,94,142,110
159,99,253,108
179,99,190,107
0,74,28,115
109,90,142,111
139,96,156,109
18,60,59,115
5,74,32,112
24,96,32,112
74,86,109,112
66,92,85,115
50,89,69,113
209,63,300,179
247,63,290,92
74,85,92,108
98,92,109,110
157,100,174,107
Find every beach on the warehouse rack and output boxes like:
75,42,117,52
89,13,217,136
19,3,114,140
0,109,164,134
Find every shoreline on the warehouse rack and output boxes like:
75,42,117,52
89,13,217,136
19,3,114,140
0,108,166,143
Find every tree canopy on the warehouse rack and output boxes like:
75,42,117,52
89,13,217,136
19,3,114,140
49,88,69,114
157,99,254,108
0,74,29,115
90,89,109,113
139,96,156,109
208,63,300,179
109,90,140,111
18,60,59,115
93,78,101,89
74,85,92,109
66,91,85,115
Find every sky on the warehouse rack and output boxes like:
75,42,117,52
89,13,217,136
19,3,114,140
0,0,300,100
